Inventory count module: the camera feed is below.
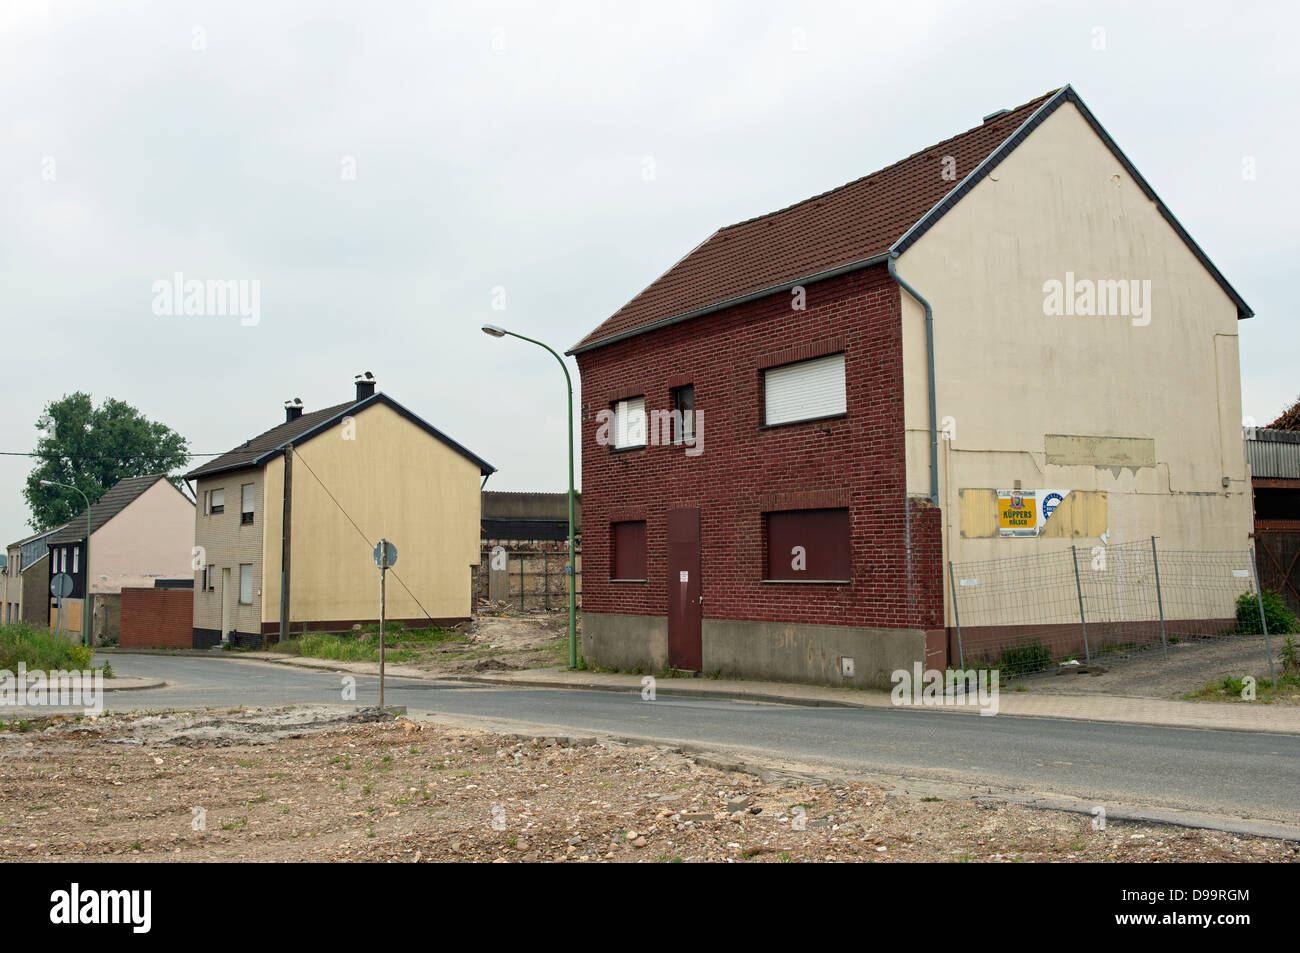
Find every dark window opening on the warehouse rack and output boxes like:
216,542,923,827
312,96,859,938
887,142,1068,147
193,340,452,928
611,520,647,580
671,384,695,443
764,508,851,582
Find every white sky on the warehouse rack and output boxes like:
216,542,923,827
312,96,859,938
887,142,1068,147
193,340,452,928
1,0,1295,540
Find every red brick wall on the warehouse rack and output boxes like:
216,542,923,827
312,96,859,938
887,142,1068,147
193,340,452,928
576,264,944,631
120,588,193,649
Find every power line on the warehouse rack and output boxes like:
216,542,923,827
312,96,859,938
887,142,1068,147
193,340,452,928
0,451,224,458
290,450,440,625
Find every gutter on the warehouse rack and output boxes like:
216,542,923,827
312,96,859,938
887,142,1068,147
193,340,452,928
888,252,939,505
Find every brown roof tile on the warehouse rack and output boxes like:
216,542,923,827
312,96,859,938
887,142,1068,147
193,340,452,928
572,90,1061,352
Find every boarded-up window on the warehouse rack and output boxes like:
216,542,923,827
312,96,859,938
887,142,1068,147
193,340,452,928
763,353,846,426
239,564,253,605
613,397,647,449
611,521,647,580
765,508,851,581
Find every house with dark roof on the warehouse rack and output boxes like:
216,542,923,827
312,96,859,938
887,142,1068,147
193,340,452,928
43,475,195,642
186,373,494,647
3,524,65,627
571,85,1255,687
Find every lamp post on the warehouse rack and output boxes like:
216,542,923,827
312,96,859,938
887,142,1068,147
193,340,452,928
39,479,92,647
481,324,578,668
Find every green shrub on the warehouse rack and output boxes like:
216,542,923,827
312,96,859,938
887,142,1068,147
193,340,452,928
0,623,97,671
992,639,1053,676
1236,590,1300,635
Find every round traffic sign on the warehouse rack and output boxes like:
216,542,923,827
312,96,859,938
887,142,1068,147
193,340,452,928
50,573,74,599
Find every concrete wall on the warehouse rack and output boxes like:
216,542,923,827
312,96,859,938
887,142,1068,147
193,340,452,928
582,612,669,672
898,100,1253,625
583,612,932,688
260,400,482,631
703,619,931,689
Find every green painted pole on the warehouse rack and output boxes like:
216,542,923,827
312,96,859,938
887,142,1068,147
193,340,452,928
497,330,578,669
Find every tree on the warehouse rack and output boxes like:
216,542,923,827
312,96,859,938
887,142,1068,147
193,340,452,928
23,393,191,531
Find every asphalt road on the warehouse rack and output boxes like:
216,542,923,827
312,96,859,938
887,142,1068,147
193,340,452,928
24,654,1300,829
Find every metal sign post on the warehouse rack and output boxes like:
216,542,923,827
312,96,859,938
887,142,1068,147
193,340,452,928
372,540,398,708
50,573,74,639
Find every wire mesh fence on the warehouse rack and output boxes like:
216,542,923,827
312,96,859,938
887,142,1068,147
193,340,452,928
950,539,1279,684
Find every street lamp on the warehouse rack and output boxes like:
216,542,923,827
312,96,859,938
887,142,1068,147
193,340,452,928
481,324,578,668
39,479,92,647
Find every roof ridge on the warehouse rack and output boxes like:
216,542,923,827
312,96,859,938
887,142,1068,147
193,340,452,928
716,88,1062,234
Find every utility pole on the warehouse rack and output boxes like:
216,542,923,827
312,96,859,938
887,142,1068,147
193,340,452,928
379,538,387,708
279,443,293,645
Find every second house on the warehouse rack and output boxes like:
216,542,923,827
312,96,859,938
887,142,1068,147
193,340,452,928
186,374,494,647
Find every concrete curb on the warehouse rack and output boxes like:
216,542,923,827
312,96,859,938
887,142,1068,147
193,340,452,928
103,678,168,692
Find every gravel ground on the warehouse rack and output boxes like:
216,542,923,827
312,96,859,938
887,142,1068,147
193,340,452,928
0,706,1295,863
1017,634,1296,701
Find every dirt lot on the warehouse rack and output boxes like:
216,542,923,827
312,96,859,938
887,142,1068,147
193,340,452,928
1017,634,1299,703
0,706,1294,863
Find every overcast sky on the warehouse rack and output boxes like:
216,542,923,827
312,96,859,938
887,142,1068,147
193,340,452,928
1,0,1295,541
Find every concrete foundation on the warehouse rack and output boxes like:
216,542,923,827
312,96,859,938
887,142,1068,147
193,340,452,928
583,611,928,688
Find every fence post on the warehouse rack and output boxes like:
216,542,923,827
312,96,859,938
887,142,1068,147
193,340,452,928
519,553,525,612
947,560,965,669
1151,536,1168,661
1071,545,1091,663
1249,546,1278,691
544,552,550,611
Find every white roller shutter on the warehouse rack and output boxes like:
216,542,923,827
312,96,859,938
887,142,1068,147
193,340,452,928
614,397,647,448
764,353,846,426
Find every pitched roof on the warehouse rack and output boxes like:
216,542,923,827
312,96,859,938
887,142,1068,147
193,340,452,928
47,475,173,544
571,85,1252,354
185,392,496,480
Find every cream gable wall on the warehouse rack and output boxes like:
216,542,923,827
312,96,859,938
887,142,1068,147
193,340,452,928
87,479,196,593
260,401,482,628
899,101,1252,604
192,468,265,636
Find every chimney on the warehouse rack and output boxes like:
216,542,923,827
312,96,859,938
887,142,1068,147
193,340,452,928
354,371,376,401
284,397,303,422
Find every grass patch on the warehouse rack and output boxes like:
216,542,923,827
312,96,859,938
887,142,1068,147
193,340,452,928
270,625,469,663
0,623,100,672
1183,671,1300,703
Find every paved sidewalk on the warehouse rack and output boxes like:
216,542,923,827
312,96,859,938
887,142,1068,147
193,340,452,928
228,651,1300,735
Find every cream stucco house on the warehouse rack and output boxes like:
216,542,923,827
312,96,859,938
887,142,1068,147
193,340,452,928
185,374,494,647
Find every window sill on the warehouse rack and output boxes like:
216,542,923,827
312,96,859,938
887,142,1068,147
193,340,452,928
759,413,847,431
609,444,647,454
611,578,647,583
761,578,851,585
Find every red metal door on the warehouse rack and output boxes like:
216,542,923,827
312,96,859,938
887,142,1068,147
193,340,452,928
666,508,702,671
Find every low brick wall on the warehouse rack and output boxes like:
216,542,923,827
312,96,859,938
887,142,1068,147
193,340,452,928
120,588,193,649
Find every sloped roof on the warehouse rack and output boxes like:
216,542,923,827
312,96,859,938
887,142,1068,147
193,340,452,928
47,475,176,544
186,392,495,480
571,85,1252,354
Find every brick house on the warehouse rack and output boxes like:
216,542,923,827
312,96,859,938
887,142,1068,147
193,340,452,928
570,86,1254,687
185,374,494,648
